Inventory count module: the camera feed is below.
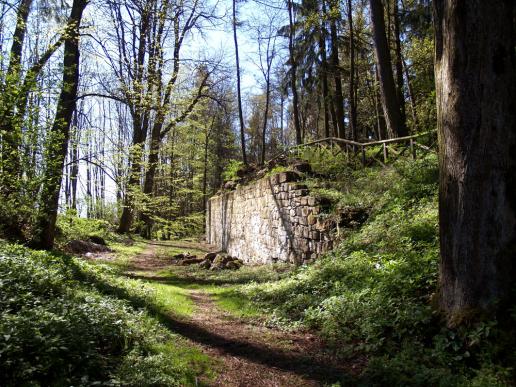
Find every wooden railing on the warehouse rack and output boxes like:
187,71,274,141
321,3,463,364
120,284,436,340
273,130,437,167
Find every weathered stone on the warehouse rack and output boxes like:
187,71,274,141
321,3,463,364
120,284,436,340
301,207,311,216
206,171,338,265
181,257,203,265
307,215,317,225
224,180,237,190
225,260,242,270
204,252,217,261
291,161,312,174
256,168,268,179
278,171,301,183
199,259,212,269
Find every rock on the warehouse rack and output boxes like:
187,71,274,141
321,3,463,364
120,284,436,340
278,171,301,184
256,168,268,179
88,235,107,246
203,252,217,261
211,253,236,269
291,161,311,174
122,238,134,246
199,259,212,269
65,239,111,255
173,253,186,259
225,260,240,270
224,181,237,190
181,257,203,265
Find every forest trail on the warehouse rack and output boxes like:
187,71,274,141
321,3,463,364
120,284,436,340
126,243,360,386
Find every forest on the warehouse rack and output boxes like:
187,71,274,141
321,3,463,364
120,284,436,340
0,0,515,386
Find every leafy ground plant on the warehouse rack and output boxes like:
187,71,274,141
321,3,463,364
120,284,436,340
0,243,213,386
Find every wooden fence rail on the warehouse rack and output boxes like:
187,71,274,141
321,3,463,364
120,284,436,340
271,130,437,168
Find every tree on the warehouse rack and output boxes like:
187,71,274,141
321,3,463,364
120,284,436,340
346,0,357,140
434,0,516,325
32,0,89,249
329,0,345,139
287,0,302,145
233,0,247,164
369,0,406,138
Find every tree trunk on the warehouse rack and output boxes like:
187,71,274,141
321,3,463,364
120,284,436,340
319,0,330,138
369,0,406,137
32,0,88,249
434,0,516,326
392,0,406,131
261,77,271,165
0,0,34,198
233,0,247,163
117,113,147,234
288,0,302,145
329,1,345,139
347,0,357,140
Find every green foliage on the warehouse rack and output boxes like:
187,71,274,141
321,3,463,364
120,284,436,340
0,243,211,385
222,159,245,181
56,210,114,244
240,154,514,385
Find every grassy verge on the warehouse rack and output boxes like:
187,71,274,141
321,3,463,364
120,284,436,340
0,242,214,386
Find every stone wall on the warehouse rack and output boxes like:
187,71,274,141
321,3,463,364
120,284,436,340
206,172,334,264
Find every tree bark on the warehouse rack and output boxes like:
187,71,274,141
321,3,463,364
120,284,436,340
32,0,88,249
369,0,406,137
434,0,516,326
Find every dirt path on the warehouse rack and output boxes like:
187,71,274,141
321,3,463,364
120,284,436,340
129,243,361,386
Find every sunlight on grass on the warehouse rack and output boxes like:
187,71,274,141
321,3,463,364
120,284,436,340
209,287,262,319
109,240,147,269
149,281,196,318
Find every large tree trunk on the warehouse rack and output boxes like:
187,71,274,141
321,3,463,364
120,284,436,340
369,0,406,138
434,0,516,326
32,0,88,250
287,0,302,145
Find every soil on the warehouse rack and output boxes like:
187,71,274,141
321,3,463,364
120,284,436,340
128,243,365,386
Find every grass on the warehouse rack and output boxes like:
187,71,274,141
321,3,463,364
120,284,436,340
0,242,214,386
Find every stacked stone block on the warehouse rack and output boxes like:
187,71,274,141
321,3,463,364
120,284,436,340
206,171,335,265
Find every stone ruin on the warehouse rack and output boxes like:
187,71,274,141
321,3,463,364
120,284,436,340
206,168,363,265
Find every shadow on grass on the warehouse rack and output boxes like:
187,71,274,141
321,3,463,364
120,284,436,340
125,272,265,288
64,258,357,385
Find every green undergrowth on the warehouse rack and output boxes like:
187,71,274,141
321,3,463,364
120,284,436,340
0,243,213,386
240,153,515,386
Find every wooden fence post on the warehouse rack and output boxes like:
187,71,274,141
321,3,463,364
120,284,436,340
410,138,416,160
361,145,366,166
383,143,388,163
